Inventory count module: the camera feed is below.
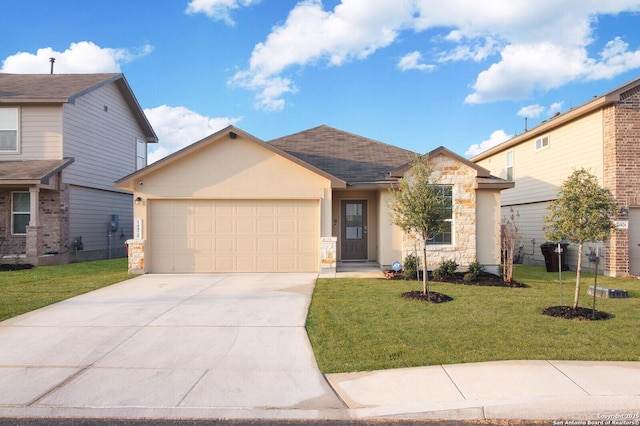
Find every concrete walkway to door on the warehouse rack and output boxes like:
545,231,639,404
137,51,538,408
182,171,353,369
0,273,346,420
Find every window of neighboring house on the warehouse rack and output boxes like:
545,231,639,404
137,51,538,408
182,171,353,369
12,192,30,234
0,108,19,153
136,138,147,169
535,135,549,150
506,150,514,181
427,185,453,245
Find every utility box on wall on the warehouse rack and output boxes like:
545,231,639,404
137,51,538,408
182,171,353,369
110,214,119,232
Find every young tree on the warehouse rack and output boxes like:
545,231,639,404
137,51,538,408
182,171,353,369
388,155,449,298
543,169,617,309
501,207,520,284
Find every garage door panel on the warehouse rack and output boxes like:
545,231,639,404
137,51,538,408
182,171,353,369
215,218,234,233
257,219,275,233
215,238,234,251
149,200,319,273
236,219,255,233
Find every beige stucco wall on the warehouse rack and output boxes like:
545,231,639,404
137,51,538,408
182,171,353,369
378,189,404,267
133,134,333,239
476,190,501,272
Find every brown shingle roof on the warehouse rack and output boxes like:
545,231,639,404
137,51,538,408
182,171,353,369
0,73,158,143
0,159,74,185
0,73,121,102
268,125,416,183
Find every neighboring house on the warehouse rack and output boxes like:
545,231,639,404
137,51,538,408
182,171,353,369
0,73,157,265
472,76,640,277
116,125,512,274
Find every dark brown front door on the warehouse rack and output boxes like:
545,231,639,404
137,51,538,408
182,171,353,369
341,200,367,260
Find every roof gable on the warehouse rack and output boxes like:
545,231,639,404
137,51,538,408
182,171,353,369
268,125,415,183
116,126,346,190
0,73,157,143
390,146,492,178
389,146,513,190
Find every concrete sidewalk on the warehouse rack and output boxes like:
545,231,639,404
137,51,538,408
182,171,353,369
327,360,640,421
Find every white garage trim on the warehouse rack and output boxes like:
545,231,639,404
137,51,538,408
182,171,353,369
148,199,319,273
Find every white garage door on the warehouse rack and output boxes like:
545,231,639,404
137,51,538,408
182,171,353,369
148,199,319,273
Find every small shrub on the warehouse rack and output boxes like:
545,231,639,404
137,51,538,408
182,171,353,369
402,254,419,280
464,260,484,282
433,259,458,280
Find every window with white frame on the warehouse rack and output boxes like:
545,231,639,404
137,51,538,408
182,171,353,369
427,185,453,245
506,150,514,181
535,135,549,150
136,138,146,169
0,108,19,152
12,192,30,234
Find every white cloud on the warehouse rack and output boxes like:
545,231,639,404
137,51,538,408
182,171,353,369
144,105,242,163
185,0,261,25
517,102,565,120
398,51,434,72
1,41,152,73
225,0,640,109
584,36,640,80
229,0,415,110
465,129,512,157
548,101,564,115
517,104,545,118
438,35,501,63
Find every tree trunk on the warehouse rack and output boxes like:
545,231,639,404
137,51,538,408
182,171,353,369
573,243,583,309
422,243,429,298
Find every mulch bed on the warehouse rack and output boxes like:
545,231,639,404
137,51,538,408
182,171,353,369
542,305,614,321
0,263,35,271
401,290,453,303
384,270,526,288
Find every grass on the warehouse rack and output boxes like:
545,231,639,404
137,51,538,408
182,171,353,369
306,265,640,373
0,258,134,321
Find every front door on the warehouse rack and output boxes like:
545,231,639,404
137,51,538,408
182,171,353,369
341,200,368,260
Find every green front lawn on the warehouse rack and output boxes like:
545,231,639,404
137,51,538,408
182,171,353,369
0,258,134,321
306,266,640,373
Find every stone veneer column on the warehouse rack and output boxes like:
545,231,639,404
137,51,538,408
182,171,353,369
125,239,145,274
320,237,337,271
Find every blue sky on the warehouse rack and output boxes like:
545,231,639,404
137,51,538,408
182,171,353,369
2,1,640,163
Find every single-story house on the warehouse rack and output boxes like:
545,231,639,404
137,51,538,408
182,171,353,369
115,125,513,274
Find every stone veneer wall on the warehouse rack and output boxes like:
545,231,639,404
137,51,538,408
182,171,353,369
320,236,337,270
126,239,145,274
603,85,640,276
401,154,478,271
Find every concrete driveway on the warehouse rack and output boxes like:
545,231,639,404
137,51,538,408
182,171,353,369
0,273,345,420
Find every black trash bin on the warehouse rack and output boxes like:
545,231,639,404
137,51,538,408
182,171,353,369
540,242,569,272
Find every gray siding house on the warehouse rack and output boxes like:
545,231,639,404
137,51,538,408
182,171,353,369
0,73,157,265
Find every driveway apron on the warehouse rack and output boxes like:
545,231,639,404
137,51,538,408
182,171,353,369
0,273,345,420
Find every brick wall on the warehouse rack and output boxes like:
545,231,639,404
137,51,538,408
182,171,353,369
603,86,640,276
0,191,26,256
38,185,70,254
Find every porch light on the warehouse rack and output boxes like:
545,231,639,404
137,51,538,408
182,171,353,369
135,196,143,205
